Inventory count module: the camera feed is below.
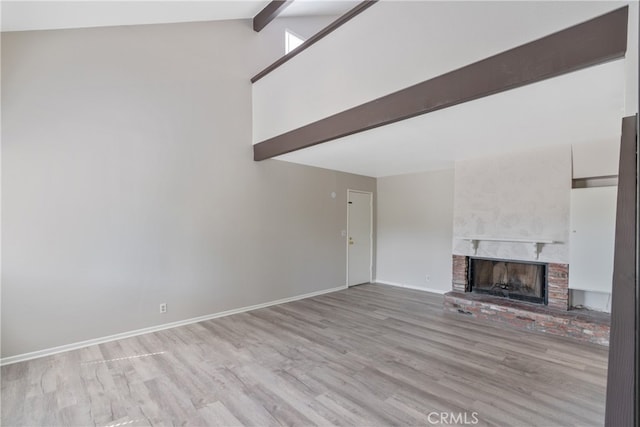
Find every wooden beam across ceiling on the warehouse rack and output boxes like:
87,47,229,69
253,0,293,32
253,6,629,161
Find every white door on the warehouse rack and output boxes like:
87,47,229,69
347,190,372,286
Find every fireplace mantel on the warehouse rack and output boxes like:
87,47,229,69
457,236,558,259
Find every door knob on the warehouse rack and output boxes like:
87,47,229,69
349,237,354,245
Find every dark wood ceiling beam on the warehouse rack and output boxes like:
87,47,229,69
253,0,294,32
254,6,628,161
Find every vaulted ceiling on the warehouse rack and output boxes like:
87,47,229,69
0,1,268,32
3,1,635,179
0,0,361,32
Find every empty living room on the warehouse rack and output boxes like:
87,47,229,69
1,1,638,426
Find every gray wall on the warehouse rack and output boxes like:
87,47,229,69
1,20,375,358
375,169,454,293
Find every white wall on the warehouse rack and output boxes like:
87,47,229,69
1,20,375,359
376,169,454,293
571,289,612,313
572,141,620,178
253,0,632,143
453,145,572,264
569,142,619,313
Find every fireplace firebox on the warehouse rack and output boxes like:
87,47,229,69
469,258,547,304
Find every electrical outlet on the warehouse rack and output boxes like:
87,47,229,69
159,303,167,313
426,275,431,283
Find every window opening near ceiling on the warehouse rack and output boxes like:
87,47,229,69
285,30,305,54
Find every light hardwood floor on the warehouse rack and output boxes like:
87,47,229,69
1,284,608,426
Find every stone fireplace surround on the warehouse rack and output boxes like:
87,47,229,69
443,255,610,345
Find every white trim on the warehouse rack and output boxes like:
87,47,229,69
457,236,558,260
0,285,346,366
457,236,556,244
375,280,447,295
346,190,350,286
346,189,374,287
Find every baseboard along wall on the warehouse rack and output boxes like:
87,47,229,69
374,280,448,295
0,285,347,366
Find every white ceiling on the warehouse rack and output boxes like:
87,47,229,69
280,0,357,18
276,59,627,178
0,0,270,32
0,0,361,32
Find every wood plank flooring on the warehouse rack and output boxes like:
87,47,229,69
1,284,608,426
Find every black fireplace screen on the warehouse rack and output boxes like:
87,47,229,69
469,258,547,304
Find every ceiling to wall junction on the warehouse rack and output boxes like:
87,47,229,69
0,1,271,32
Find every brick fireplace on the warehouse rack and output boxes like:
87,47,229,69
444,255,610,345
469,258,547,304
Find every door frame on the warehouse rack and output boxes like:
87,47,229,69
346,189,373,287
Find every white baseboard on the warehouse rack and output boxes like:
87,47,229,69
0,285,346,366
375,280,448,295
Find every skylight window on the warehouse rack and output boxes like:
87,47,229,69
285,30,305,54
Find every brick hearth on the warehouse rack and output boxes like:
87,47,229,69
444,255,610,345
